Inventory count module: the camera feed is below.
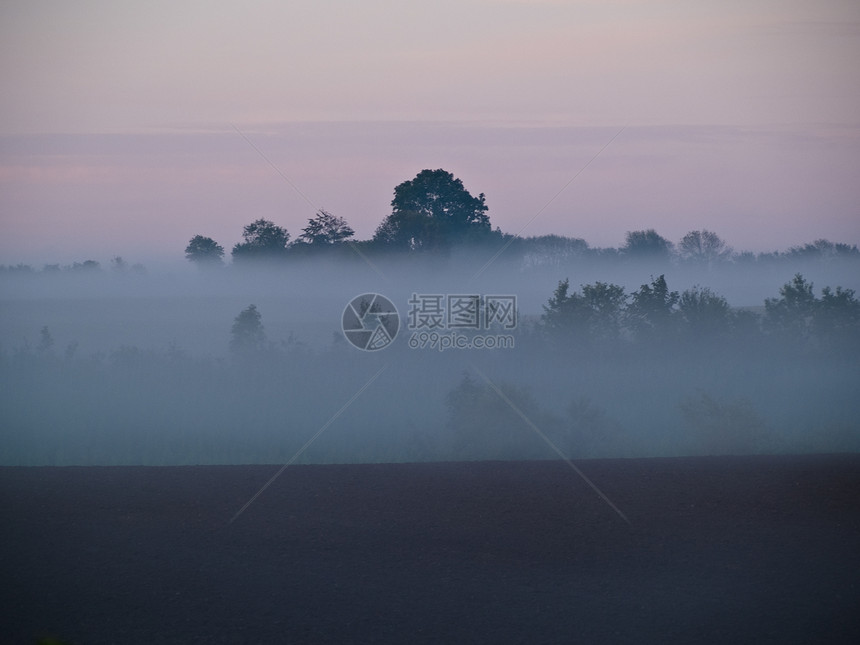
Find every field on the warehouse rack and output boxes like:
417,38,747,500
3,453,859,644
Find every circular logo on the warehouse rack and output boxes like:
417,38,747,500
342,293,400,351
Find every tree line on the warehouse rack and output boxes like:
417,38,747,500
17,271,844,362
218,272,858,363
181,168,859,268
536,273,859,354
2,167,857,273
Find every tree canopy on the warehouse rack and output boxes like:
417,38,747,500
541,278,628,344
185,235,225,265
627,275,679,339
298,210,355,245
677,286,733,338
678,230,732,264
231,219,290,261
373,169,491,250
764,273,860,348
623,229,674,260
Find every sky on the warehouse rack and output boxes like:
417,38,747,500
1,0,859,265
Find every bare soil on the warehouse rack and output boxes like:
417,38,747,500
2,454,859,644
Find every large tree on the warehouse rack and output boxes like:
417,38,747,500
373,169,490,250
185,235,225,266
231,219,290,261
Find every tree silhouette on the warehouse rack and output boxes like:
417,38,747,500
298,210,355,245
765,274,860,349
230,304,267,354
764,273,817,340
541,278,627,344
110,256,128,272
70,260,101,272
185,235,225,266
627,275,679,339
677,286,732,339
37,326,54,354
622,229,674,260
786,239,860,260
519,235,590,269
541,278,578,334
678,230,732,265
816,285,860,341
231,219,290,262
373,169,490,250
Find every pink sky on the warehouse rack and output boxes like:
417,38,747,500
1,0,859,265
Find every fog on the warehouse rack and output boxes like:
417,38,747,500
2,248,858,466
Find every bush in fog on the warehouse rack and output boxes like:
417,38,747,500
69,260,101,273
679,392,771,455
229,304,267,355
565,397,628,458
37,326,54,354
513,234,591,270
445,379,632,460
446,373,560,460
